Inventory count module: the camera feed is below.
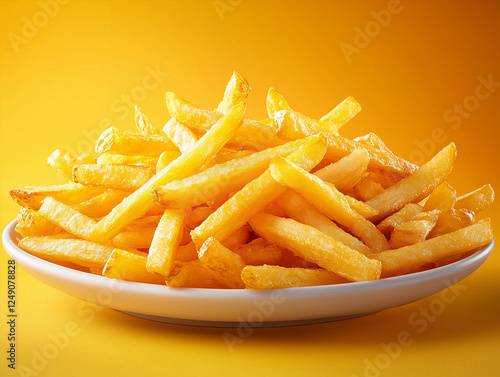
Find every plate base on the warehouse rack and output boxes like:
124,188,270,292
117,310,380,327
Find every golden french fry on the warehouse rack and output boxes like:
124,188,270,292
220,225,250,250
269,156,389,252
320,96,362,129
163,118,199,153
152,137,308,209
268,89,354,140
323,133,417,178
274,110,339,141
233,238,284,266
165,260,229,288
372,219,493,277
110,227,157,250
90,102,246,243
354,133,394,155
198,237,246,289
9,183,106,210
15,207,62,237
185,206,215,229
146,210,184,276
455,184,494,213
314,149,370,192
103,249,165,284
156,151,182,172
388,210,440,249
39,196,97,239
76,153,95,164
96,127,177,156
73,164,154,191
353,177,385,201
249,213,382,282
276,190,372,255
428,208,475,238
242,265,348,289
377,203,423,237
176,241,198,262
366,143,457,221
422,182,456,213
190,135,327,248
213,150,254,164
47,149,78,181
96,153,158,168
72,190,129,218
18,237,116,271
165,92,283,151
135,106,161,135
216,71,251,114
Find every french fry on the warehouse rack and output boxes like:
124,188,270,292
366,143,457,221
249,213,382,282
18,237,116,271
135,106,161,135
73,164,154,191
269,156,389,252
103,249,165,284
76,153,95,164
185,206,215,229
152,137,309,209
165,260,229,288
242,265,348,289
388,210,440,249
110,227,157,250
216,71,251,114
38,196,97,239
455,184,495,213
165,92,283,150
9,183,106,210
277,249,320,269
72,190,129,218
156,151,182,171
422,182,456,213
372,219,493,277
233,238,284,266
320,96,362,129
323,133,417,178
90,102,246,243
190,135,327,248
377,203,423,237
276,190,372,255
96,153,158,168
428,208,475,238
220,225,250,250
146,210,184,276
15,207,62,237
176,241,198,262
354,133,394,155
353,177,385,201
313,148,370,192
96,127,177,156
163,118,199,153
198,237,246,289
213,150,254,164
47,149,78,181
274,109,339,141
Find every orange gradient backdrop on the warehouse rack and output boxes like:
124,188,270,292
1,1,499,377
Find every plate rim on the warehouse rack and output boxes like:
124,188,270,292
2,219,495,300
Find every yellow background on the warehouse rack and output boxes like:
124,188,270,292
1,0,499,376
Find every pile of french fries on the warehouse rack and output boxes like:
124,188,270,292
10,72,494,289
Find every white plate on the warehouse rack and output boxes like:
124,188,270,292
2,220,494,327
